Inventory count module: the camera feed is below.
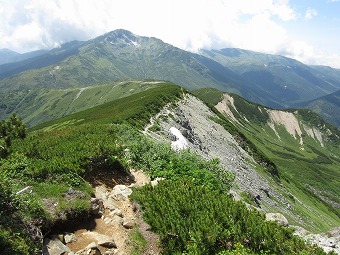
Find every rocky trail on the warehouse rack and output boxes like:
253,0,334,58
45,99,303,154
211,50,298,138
43,169,161,255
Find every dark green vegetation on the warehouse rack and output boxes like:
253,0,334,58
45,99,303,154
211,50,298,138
0,85,183,254
195,88,340,231
0,86,333,254
0,114,26,157
132,179,328,255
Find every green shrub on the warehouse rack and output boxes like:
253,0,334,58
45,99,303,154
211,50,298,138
132,179,328,255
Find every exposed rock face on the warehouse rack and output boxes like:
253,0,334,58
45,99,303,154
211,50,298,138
142,94,340,253
64,233,77,244
45,170,159,255
90,197,104,216
144,94,292,216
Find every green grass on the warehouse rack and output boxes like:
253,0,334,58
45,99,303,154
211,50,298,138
32,83,184,130
191,88,224,105
129,227,148,255
1,80,167,127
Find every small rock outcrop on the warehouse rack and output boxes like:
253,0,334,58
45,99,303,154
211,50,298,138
90,197,104,216
43,237,72,255
265,213,289,227
111,185,132,201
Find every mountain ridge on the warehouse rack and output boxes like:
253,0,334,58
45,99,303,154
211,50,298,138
0,29,339,128
1,85,339,254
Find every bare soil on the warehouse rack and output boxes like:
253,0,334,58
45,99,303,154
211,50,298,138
65,169,160,255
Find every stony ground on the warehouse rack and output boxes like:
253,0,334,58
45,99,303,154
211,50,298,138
145,94,293,216
43,169,161,255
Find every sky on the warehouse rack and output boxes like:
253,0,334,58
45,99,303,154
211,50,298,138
1,0,340,68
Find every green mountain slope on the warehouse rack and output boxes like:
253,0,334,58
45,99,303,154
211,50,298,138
0,42,82,79
0,30,244,93
299,89,340,128
200,48,340,107
194,88,340,230
32,83,184,130
0,80,170,127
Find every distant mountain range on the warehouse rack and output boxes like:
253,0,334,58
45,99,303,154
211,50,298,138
0,29,339,127
0,48,47,65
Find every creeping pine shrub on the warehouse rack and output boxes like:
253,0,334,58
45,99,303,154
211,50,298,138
0,114,26,158
131,179,328,255
122,131,234,192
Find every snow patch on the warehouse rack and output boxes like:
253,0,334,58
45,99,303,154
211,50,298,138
170,127,188,151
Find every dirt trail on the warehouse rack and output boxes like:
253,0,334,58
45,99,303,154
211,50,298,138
65,169,159,255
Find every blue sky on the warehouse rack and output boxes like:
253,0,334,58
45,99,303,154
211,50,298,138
0,0,340,67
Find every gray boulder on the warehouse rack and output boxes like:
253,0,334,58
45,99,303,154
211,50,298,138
265,213,289,227
43,237,72,255
90,197,104,215
111,185,132,201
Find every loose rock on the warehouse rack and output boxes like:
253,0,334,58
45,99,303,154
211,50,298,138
265,213,289,227
111,185,132,201
43,237,72,255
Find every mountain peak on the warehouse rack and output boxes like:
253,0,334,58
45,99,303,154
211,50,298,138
103,29,141,48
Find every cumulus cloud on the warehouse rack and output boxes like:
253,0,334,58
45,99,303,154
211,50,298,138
0,0,339,68
305,8,318,20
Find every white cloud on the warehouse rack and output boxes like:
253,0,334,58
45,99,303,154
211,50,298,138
305,8,317,20
279,40,340,68
0,0,338,68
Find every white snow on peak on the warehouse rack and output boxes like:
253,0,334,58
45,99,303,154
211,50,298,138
131,40,140,47
170,127,188,151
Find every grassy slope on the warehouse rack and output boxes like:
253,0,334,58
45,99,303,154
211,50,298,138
32,83,184,130
0,80,168,127
194,88,340,232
